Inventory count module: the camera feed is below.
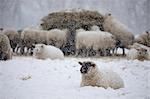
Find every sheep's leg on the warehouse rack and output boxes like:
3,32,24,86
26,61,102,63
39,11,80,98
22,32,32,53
26,47,30,56
15,45,20,54
20,46,25,55
106,49,111,56
12,47,15,53
112,48,115,56
115,47,118,54
122,47,125,56
83,49,88,57
87,48,91,57
95,49,100,57
75,49,79,57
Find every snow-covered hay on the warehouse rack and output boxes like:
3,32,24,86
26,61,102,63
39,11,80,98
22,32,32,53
40,10,104,55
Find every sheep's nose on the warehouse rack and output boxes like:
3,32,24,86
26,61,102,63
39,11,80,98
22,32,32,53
80,67,87,74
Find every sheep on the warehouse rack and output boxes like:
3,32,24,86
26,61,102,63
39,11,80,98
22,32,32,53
2,29,20,52
103,13,134,55
0,34,12,60
127,43,150,61
21,28,49,55
21,28,68,55
79,61,124,89
33,44,64,60
134,31,150,47
75,30,116,57
46,28,68,49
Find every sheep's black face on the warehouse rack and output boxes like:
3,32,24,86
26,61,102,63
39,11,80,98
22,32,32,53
79,61,95,74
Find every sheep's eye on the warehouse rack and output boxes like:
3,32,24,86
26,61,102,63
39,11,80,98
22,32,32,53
41,45,44,48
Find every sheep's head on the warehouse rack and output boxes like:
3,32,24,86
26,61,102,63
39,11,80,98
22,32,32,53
33,44,45,54
136,48,148,61
137,48,147,56
79,61,96,75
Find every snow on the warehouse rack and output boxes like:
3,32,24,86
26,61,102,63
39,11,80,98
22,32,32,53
0,56,149,99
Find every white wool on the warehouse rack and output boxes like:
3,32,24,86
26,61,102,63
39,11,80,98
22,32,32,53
2,29,18,40
103,13,134,48
126,48,138,60
47,28,68,47
21,28,48,44
33,44,64,60
81,65,124,89
76,28,85,33
134,31,150,47
76,30,116,50
91,25,100,31
129,43,150,60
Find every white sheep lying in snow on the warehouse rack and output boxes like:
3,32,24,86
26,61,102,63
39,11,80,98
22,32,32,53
127,43,150,61
75,29,116,56
33,44,64,60
79,61,124,89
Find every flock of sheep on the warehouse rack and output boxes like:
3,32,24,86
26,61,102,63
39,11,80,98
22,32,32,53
0,13,150,61
0,11,150,89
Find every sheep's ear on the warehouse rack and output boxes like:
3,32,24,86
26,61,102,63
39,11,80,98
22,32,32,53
78,62,82,65
144,49,147,52
91,63,96,67
145,31,149,34
32,44,35,48
108,13,111,16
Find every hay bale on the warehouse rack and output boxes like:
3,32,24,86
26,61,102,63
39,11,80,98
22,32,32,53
40,10,104,55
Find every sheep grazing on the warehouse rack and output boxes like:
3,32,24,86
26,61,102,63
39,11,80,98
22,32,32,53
2,29,20,52
46,28,68,49
127,43,150,61
103,13,134,55
0,34,12,60
134,31,150,47
20,28,68,55
33,44,64,60
75,29,116,57
79,61,124,89
21,28,49,55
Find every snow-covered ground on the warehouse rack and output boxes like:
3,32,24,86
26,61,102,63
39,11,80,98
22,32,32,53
0,56,149,99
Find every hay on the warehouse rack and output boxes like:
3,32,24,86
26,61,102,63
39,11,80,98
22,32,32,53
40,10,104,55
